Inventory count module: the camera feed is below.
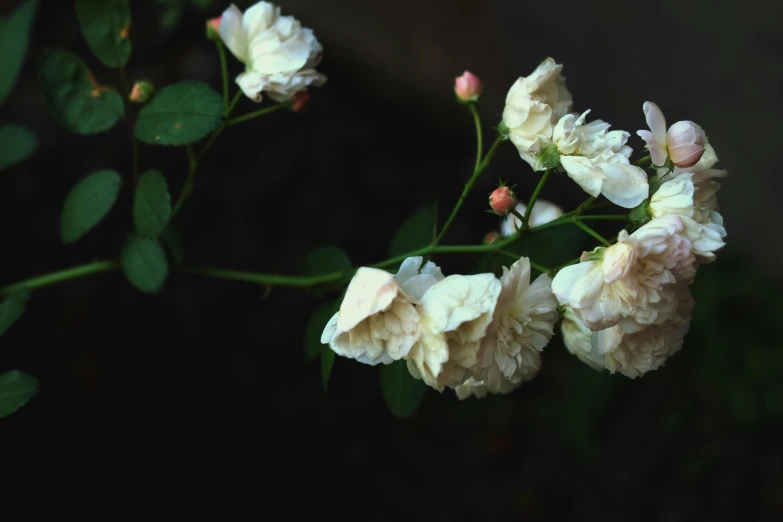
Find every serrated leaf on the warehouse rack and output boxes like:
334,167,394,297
75,0,131,68
61,169,122,243
133,169,171,238
321,348,334,394
135,81,223,146
121,232,169,294
388,203,437,258
0,125,36,171
0,370,38,419
304,300,336,363
159,224,184,266
0,0,38,104
38,49,125,135
0,290,31,337
380,360,426,419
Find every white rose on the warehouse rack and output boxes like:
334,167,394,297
561,306,603,371
219,2,326,102
502,58,573,170
406,273,501,391
500,199,564,237
553,110,649,208
393,256,445,300
552,215,697,333
592,284,695,378
472,258,559,395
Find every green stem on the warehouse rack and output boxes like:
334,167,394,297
633,154,651,167
227,102,291,126
468,102,483,172
520,168,552,229
175,265,342,287
216,40,229,108
573,196,595,217
574,220,611,246
431,135,504,246
0,260,120,297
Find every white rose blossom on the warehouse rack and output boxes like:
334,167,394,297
321,257,443,366
561,306,603,371
219,2,326,103
457,258,559,399
406,273,502,391
591,284,695,378
552,215,700,334
502,58,573,170
553,110,649,208
500,199,564,237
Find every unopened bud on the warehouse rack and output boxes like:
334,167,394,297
483,231,501,245
290,91,310,112
129,80,155,104
666,120,706,168
489,186,517,216
454,71,482,103
206,17,222,41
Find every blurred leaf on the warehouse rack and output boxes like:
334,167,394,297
0,125,36,171
304,300,336,363
321,347,334,394
0,0,38,104
507,224,590,270
133,169,171,238
121,233,169,294
0,370,38,419
388,203,436,259
0,290,31,337
380,361,426,419
190,0,215,9
135,81,223,146
75,0,131,68
304,246,352,276
38,49,125,134
158,1,183,32
159,224,184,266
61,169,122,243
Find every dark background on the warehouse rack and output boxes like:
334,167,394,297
2,0,782,518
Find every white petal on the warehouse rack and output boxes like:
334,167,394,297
642,102,667,143
242,1,276,41
335,267,399,332
219,5,249,63
561,156,605,198
235,71,266,102
551,261,599,306
598,163,649,208
320,312,339,344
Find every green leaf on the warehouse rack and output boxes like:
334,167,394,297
133,169,171,238
135,81,223,146
121,232,169,294
304,300,336,363
159,224,184,266
380,361,426,419
61,169,122,243
321,347,335,394
75,0,131,68
304,246,352,276
38,49,125,135
0,0,38,104
0,125,36,171
388,203,437,258
0,290,31,337
0,370,38,419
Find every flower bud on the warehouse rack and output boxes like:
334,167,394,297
206,17,222,42
489,186,517,216
454,71,482,102
290,91,310,112
129,80,155,104
483,231,501,245
666,120,706,168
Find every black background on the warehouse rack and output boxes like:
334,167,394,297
2,0,782,519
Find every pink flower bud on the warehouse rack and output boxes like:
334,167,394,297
454,71,482,102
483,231,501,245
206,17,222,41
129,80,155,104
291,91,310,112
666,120,706,168
489,186,517,216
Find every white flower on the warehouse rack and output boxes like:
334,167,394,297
591,284,695,378
561,306,603,371
219,2,326,102
552,215,697,333
553,110,649,208
502,58,573,170
393,256,445,300
500,199,564,237
453,377,488,400
471,257,559,395
637,102,707,168
649,172,727,261
406,273,501,391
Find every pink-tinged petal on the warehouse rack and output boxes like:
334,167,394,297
219,4,249,63
642,101,667,142
561,156,604,198
598,163,649,208
636,129,667,166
